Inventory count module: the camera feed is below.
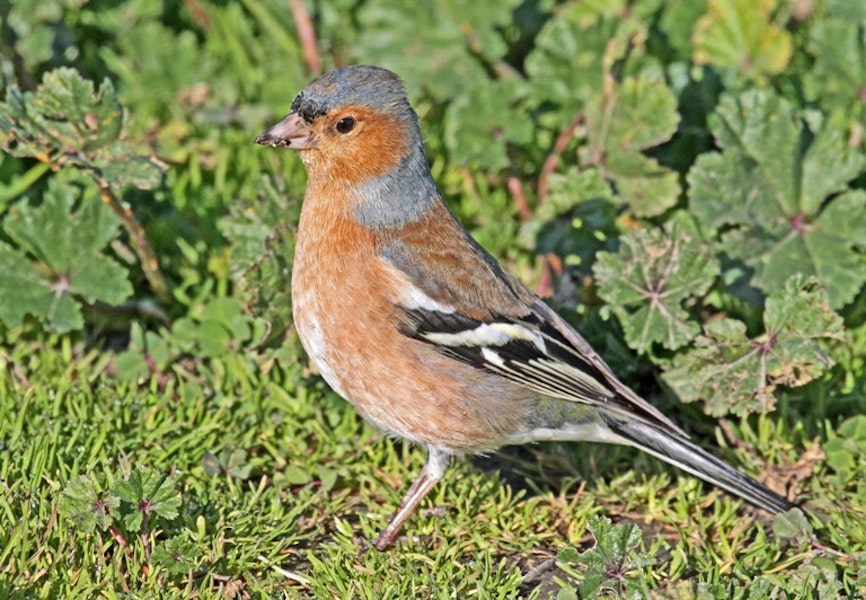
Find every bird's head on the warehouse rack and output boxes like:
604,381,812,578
255,65,424,185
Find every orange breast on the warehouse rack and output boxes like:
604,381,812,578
290,195,532,452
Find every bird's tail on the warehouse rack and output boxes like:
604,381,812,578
603,415,796,515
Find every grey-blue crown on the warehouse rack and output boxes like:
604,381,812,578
290,66,411,124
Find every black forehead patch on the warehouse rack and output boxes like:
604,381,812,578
291,92,328,124
288,65,411,124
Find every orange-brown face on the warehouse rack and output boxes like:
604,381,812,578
300,104,410,184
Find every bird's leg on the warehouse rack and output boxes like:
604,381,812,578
373,446,451,551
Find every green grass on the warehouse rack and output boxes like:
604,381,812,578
3,1,866,597
1,339,863,598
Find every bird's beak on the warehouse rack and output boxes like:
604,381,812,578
255,112,316,149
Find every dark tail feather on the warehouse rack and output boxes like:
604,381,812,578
605,416,796,515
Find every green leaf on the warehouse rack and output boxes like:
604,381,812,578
524,8,616,129
689,90,866,308
3,0,89,71
692,0,793,79
0,68,121,155
218,175,300,347
111,470,181,531
236,224,296,343
556,515,651,598
443,78,533,171
805,18,866,115
0,179,132,332
663,275,844,416
0,67,163,189
151,536,202,575
757,560,845,598
202,449,251,479
823,415,866,483
656,1,709,60
60,475,120,533
595,212,719,353
586,514,643,568
353,1,516,101
771,508,813,540
581,75,681,217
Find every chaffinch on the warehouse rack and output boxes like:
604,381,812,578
256,65,796,550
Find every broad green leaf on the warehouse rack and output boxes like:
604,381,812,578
443,78,533,171
805,18,866,119
0,68,120,155
0,242,83,332
353,1,516,102
663,275,844,416
581,76,681,216
556,515,652,598
0,179,132,332
202,449,251,479
595,212,719,353
151,536,202,575
4,0,88,71
760,560,845,598
112,470,181,531
693,0,793,79
0,67,163,189
60,475,120,533
823,415,866,483
689,90,866,308
524,9,616,130
657,2,709,60
771,508,813,540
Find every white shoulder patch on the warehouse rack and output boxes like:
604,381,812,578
398,284,456,314
423,322,547,353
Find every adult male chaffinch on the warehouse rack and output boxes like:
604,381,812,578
256,65,796,550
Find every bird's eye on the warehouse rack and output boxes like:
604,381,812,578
335,117,356,134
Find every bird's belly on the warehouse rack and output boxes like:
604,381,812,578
291,258,532,452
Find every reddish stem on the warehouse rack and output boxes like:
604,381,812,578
538,112,585,206
507,176,531,221
290,0,322,75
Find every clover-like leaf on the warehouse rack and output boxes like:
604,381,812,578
693,0,793,80
524,8,616,130
0,179,132,332
61,475,120,533
595,212,719,353
112,470,181,531
443,78,533,171
772,508,813,540
580,75,681,217
169,297,255,359
689,89,866,308
663,275,844,416
0,67,162,189
151,536,202,575
557,515,652,598
353,1,516,102
202,448,251,479
0,68,120,155
2,0,89,71
823,415,866,484
805,18,866,116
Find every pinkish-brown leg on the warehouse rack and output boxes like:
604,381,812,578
373,447,451,551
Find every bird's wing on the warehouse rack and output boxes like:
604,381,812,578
381,209,686,436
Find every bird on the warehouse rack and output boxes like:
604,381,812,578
255,65,797,550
